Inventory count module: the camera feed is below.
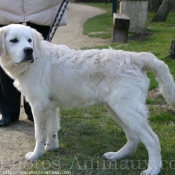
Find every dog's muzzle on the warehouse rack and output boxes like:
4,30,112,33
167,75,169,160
23,47,34,63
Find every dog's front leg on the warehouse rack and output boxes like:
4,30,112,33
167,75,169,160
25,105,47,162
45,108,60,152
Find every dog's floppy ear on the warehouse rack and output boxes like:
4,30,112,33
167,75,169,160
30,28,43,57
0,28,6,58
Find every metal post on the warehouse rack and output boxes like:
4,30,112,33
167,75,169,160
112,0,117,13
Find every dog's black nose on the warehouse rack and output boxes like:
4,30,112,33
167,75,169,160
24,47,33,55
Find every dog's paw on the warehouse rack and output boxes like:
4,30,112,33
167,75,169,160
103,152,121,160
45,142,58,152
140,168,160,175
25,152,40,162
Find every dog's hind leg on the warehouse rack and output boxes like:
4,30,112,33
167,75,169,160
104,102,162,175
25,102,51,162
45,108,59,152
104,104,140,160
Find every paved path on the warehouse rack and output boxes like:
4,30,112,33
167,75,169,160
0,3,109,173
52,3,110,49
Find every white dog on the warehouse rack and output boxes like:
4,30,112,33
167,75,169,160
0,24,175,175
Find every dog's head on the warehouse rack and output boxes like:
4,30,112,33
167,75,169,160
0,24,43,65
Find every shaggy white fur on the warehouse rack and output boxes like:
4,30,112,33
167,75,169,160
0,24,175,175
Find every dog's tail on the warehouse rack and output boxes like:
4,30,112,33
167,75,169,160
133,52,175,109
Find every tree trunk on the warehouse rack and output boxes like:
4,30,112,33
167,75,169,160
148,0,162,12
167,37,175,59
152,0,175,22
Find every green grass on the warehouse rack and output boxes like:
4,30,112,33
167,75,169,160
83,3,112,39
28,3,175,175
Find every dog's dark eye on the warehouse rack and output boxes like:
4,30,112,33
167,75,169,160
10,38,18,43
28,38,32,43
